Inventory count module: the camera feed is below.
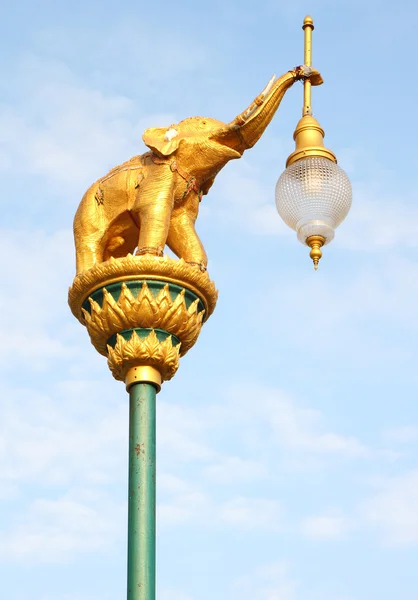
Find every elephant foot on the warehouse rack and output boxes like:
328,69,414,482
136,245,164,257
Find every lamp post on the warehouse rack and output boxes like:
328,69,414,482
68,260,217,600
68,15,350,600
276,16,352,269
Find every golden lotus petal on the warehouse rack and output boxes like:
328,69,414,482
69,254,218,323
101,288,131,330
69,255,218,383
107,329,180,382
159,290,187,329
187,298,200,316
174,313,204,353
155,284,173,313
117,283,136,313
132,282,161,327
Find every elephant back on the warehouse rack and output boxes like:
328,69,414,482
99,154,146,184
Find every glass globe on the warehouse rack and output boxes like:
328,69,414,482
275,157,352,246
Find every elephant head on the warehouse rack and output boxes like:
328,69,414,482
143,116,241,196
142,65,323,196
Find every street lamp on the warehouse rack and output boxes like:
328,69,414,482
68,15,349,600
275,16,352,269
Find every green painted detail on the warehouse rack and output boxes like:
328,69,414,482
82,280,204,314
107,327,180,349
127,381,156,600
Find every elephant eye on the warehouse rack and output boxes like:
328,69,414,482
202,121,207,126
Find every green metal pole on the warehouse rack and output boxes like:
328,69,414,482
127,381,156,600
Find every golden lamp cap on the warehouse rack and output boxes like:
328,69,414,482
286,114,337,167
303,15,314,30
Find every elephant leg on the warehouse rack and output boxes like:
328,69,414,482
133,169,175,257
103,211,139,260
73,189,107,274
166,211,208,269
75,237,105,274
135,205,172,257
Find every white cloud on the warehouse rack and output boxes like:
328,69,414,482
268,406,367,457
159,473,282,531
158,401,215,462
338,181,418,252
206,158,292,237
0,491,124,563
0,56,177,192
0,385,127,486
232,558,359,600
158,470,282,530
383,426,418,444
311,433,367,457
40,596,109,600
215,383,369,461
84,19,210,84
252,252,418,362
40,596,101,600
232,561,298,600
204,456,268,483
364,470,418,545
0,228,81,370
158,488,211,527
300,515,349,539
0,482,18,500
220,496,283,529
158,474,212,528
159,473,196,495
159,591,194,600
0,65,132,186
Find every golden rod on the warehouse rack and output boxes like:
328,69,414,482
302,15,314,116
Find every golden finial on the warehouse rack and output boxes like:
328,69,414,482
307,235,325,270
303,15,314,30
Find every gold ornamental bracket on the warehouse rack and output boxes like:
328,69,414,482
286,15,336,168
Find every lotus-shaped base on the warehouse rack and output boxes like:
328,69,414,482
68,255,218,384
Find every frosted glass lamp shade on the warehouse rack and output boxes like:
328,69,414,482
275,157,352,245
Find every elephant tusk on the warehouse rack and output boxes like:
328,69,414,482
260,74,276,99
229,74,278,126
242,105,258,120
164,127,178,141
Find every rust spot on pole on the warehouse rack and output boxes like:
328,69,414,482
135,442,145,456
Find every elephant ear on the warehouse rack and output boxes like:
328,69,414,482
143,127,182,157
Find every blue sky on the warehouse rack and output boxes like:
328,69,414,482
1,0,418,598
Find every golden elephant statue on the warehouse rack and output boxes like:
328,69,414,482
73,66,322,274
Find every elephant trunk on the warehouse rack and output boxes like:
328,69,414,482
227,67,307,152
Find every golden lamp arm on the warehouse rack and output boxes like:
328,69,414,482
302,15,314,116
